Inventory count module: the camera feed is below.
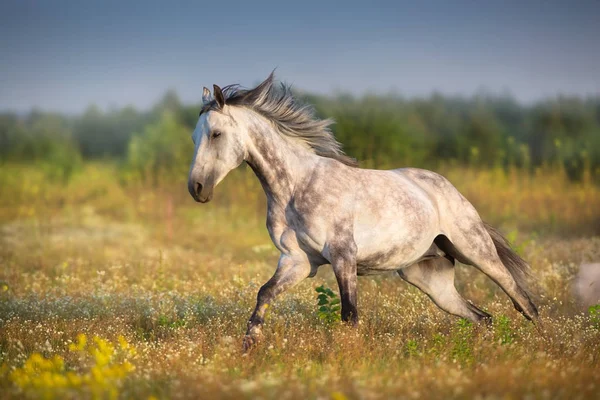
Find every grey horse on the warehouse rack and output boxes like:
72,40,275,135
187,73,539,351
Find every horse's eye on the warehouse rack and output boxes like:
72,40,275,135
212,131,222,139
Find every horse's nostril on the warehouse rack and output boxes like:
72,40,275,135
195,182,203,198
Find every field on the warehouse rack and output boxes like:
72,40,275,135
1,163,600,399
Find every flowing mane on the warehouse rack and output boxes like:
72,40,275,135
201,73,358,167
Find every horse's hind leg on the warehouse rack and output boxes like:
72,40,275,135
398,257,491,323
440,224,539,321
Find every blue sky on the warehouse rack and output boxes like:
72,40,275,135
1,0,599,113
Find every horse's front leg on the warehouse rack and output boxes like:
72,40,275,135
328,240,359,325
243,254,310,351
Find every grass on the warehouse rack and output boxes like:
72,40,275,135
1,163,599,399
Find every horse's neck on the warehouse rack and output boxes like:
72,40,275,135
246,122,318,206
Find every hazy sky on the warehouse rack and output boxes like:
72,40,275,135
1,0,599,113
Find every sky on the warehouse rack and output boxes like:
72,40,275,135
1,0,599,113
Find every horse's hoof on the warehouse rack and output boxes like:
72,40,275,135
242,334,260,352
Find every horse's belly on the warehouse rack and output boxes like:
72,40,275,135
354,196,439,274
356,235,436,274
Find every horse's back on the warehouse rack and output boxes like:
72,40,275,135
394,167,484,236
392,168,473,210
391,168,453,194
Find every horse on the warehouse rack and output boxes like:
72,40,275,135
187,73,539,351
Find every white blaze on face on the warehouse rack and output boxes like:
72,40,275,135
189,113,209,173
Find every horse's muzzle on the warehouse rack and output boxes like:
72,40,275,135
188,180,213,203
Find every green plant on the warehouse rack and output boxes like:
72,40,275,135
315,285,341,325
157,315,187,329
505,230,537,256
404,339,419,358
589,304,600,329
451,319,474,365
429,333,447,359
495,315,515,345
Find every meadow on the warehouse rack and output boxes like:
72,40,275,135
1,162,599,399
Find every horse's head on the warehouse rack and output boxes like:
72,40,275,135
188,85,247,203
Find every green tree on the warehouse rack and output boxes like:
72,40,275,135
126,112,190,184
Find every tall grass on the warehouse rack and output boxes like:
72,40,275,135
1,162,598,235
1,163,599,399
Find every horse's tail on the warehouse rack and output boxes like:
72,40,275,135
484,222,536,305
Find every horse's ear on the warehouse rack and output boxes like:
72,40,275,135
213,84,225,108
202,87,212,104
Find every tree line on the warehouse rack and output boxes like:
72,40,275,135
1,89,599,182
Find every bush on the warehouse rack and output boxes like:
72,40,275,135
125,112,191,185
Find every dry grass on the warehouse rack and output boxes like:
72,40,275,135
1,163,599,399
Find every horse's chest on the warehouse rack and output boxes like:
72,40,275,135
266,206,326,258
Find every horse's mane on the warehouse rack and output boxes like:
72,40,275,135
200,72,358,167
